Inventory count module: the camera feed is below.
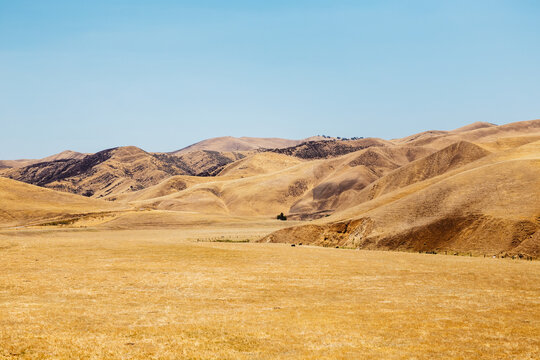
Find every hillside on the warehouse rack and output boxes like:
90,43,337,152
261,139,540,258
0,177,122,227
2,147,195,198
0,150,85,169
2,147,247,198
393,119,540,149
287,145,433,218
323,141,492,211
172,150,246,176
123,143,432,217
218,152,304,177
171,136,329,154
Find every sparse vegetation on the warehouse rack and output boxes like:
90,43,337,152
40,218,79,226
277,212,287,221
82,189,94,197
210,238,250,243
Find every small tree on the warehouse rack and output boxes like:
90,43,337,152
82,189,94,197
277,212,287,221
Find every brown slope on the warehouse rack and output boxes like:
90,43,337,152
288,145,433,217
171,136,324,155
121,159,334,215
261,140,540,258
0,177,122,227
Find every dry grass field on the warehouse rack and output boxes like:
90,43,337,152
1,228,539,359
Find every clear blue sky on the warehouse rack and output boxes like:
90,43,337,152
1,0,539,159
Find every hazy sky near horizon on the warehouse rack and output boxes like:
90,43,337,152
1,1,539,159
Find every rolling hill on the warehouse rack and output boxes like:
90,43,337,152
261,138,540,258
121,143,433,217
1,147,245,198
0,177,123,227
1,119,539,257
0,150,86,169
170,136,329,154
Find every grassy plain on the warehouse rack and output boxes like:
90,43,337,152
1,227,539,359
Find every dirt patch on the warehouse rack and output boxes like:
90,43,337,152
287,180,308,197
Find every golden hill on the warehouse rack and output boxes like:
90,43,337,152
218,152,304,177
288,145,433,217
1,119,539,257
171,150,246,176
261,139,540,258
0,136,433,200
328,140,492,211
0,177,122,227
170,136,328,154
394,119,540,149
123,143,432,217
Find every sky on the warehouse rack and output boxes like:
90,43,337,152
0,0,539,159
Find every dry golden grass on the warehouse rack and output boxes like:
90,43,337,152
0,177,123,228
1,228,539,359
